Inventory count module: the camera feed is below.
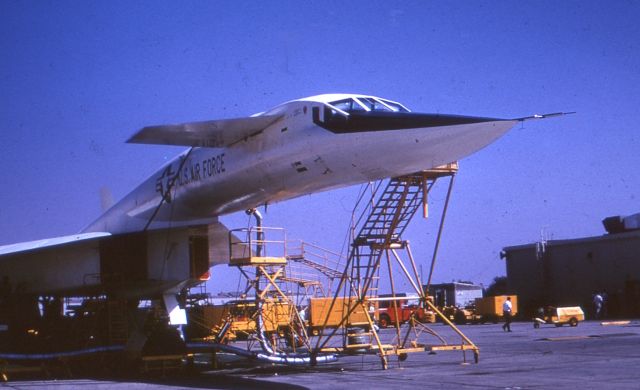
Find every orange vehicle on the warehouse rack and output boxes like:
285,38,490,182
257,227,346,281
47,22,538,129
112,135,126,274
307,297,375,334
376,294,435,328
452,295,519,325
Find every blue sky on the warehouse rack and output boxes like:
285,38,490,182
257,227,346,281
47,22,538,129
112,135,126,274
1,1,639,293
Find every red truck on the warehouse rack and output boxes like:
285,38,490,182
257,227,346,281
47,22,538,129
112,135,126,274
376,294,435,328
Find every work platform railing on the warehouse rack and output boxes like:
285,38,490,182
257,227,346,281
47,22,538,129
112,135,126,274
286,240,344,297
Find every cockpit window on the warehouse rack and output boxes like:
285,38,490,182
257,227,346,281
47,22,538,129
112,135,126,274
357,97,394,112
330,98,366,112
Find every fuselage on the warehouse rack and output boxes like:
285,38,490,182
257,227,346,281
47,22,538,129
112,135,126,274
83,94,517,235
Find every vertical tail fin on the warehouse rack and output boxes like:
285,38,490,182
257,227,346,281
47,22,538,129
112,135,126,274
100,186,114,212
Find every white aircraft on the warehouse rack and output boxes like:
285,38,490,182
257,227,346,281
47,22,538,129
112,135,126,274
0,93,566,323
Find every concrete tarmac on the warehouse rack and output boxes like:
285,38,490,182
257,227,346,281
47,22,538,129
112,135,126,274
3,320,640,389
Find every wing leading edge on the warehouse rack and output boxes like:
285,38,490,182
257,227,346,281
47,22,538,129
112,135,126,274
0,232,111,258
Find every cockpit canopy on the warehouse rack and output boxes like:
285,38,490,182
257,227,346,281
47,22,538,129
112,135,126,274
327,97,410,115
310,94,499,134
311,95,415,133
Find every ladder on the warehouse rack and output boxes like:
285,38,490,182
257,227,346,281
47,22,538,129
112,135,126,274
106,299,129,345
349,174,425,297
314,174,428,369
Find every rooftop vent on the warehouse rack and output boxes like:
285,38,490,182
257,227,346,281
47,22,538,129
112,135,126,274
603,213,640,234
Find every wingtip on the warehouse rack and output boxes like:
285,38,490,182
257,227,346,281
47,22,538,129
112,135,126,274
516,112,576,122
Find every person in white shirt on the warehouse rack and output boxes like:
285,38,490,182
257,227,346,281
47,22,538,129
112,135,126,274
502,297,513,332
593,293,603,319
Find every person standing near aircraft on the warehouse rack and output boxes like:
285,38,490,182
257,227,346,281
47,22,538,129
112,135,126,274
502,297,513,332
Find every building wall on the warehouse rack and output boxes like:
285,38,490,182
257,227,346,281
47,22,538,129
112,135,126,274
504,230,640,318
504,246,544,312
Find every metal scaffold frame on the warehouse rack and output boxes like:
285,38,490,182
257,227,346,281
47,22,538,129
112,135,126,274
311,163,479,369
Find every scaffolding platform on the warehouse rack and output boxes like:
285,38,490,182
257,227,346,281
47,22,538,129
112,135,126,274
229,256,287,266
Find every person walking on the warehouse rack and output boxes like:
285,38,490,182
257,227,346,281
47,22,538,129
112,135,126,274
502,297,513,332
593,293,603,319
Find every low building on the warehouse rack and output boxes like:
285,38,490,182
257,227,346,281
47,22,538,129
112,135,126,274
502,214,640,318
426,282,484,308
